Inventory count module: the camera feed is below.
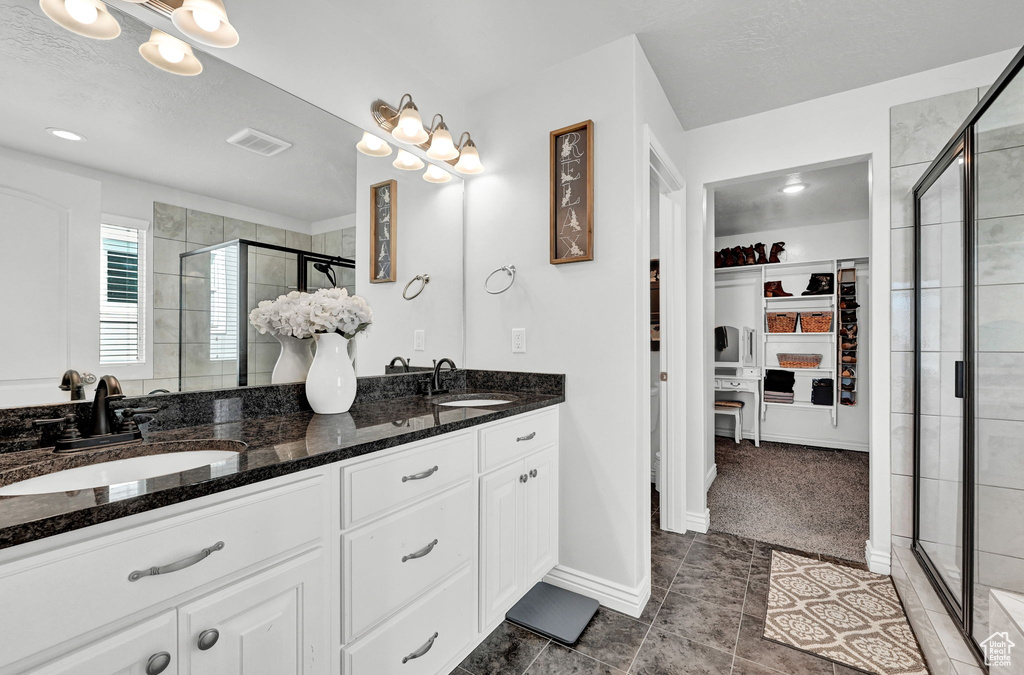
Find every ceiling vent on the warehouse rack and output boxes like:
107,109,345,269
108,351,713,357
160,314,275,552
226,128,293,157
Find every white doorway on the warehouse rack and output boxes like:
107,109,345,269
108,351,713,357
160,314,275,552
643,127,685,534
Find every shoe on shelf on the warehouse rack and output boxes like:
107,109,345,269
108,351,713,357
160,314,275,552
763,281,793,297
801,273,835,296
840,299,860,309
769,241,786,264
754,243,768,264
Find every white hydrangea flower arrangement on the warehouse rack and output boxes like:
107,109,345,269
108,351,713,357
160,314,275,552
249,288,373,340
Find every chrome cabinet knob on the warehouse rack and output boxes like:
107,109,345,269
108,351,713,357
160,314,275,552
197,628,220,651
520,474,528,483
146,652,171,675
530,469,538,478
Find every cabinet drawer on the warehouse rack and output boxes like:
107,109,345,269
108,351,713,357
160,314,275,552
716,379,746,390
0,477,323,669
343,565,475,675
478,409,558,472
342,432,474,528
343,483,474,642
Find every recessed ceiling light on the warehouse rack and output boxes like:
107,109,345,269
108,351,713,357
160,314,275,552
781,183,807,194
46,127,86,142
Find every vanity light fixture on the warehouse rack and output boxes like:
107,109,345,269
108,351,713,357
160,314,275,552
39,0,121,39
371,96,485,174
171,0,239,48
140,29,203,76
425,115,459,161
356,131,393,157
453,132,484,175
389,95,429,145
46,127,86,141
781,183,807,194
393,149,425,171
423,164,452,184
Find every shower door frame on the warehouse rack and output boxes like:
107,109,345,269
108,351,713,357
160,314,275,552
911,44,1024,666
179,238,355,388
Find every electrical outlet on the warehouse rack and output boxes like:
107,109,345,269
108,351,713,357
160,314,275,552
512,328,526,354
414,330,425,351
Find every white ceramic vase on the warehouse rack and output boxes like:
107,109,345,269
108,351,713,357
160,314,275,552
305,332,357,414
271,334,314,384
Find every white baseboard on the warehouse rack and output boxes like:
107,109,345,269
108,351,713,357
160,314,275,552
543,565,650,618
705,463,718,490
865,538,891,575
686,508,710,533
713,427,869,453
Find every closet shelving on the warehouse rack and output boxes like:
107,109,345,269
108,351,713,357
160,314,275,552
760,259,839,427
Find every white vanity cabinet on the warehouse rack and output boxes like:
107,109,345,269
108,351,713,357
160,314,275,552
478,410,559,631
0,403,562,675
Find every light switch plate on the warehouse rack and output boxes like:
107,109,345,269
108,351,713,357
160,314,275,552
414,330,425,351
512,328,526,353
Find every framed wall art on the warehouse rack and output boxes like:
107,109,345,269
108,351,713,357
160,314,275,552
369,179,397,283
550,119,594,264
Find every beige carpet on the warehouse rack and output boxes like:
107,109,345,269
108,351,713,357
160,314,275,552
708,437,869,561
764,551,928,675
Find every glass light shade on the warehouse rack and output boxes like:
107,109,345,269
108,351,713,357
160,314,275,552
171,0,239,48
423,164,453,184
356,132,392,157
39,0,121,39
454,140,484,175
426,124,459,161
140,29,203,76
391,104,429,145
393,149,425,171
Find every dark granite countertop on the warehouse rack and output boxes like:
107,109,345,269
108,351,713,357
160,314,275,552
0,388,562,551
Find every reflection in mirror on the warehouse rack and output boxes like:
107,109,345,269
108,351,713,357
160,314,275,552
0,0,464,407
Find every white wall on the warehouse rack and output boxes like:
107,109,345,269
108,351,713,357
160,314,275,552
354,154,465,376
0,145,313,233
462,36,685,614
683,48,1016,573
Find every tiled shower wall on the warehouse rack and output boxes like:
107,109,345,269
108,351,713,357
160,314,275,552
119,202,355,395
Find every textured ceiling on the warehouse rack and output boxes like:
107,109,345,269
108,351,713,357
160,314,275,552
0,0,362,223
349,0,1024,129
714,161,869,236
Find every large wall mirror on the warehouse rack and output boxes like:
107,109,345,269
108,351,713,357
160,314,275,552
0,0,465,407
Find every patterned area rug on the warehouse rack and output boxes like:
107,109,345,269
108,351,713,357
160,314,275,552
764,551,929,675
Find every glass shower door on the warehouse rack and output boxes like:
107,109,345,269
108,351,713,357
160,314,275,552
972,61,1024,643
915,147,967,617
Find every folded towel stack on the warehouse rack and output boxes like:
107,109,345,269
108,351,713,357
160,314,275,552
764,391,795,403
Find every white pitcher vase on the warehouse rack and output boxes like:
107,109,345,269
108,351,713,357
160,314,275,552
271,334,314,384
305,332,357,414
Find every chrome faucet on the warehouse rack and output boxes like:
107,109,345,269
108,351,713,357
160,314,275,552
389,356,411,373
91,375,126,436
430,358,456,396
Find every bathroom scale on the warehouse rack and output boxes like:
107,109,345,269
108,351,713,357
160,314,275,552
505,582,599,645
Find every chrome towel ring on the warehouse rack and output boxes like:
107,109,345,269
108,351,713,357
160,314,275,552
485,265,516,295
403,274,430,300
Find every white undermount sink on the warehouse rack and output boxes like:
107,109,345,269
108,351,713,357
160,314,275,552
434,394,518,408
0,443,243,496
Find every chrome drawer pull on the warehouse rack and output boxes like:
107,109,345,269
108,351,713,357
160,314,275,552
402,539,439,562
146,652,171,675
128,541,225,582
402,632,439,664
516,432,536,442
402,465,439,482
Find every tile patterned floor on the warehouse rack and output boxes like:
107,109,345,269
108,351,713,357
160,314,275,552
453,490,871,675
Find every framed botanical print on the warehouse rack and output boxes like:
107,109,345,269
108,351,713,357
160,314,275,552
550,120,594,264
370,179,397,283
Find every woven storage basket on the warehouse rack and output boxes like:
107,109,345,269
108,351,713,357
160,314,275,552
799,311,833,333
766,312,798,333
777,353,823,368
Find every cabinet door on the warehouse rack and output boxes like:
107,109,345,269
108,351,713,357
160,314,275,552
524,446,559,584
179,549,325,675
28,611,177,675
479,461,524,629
